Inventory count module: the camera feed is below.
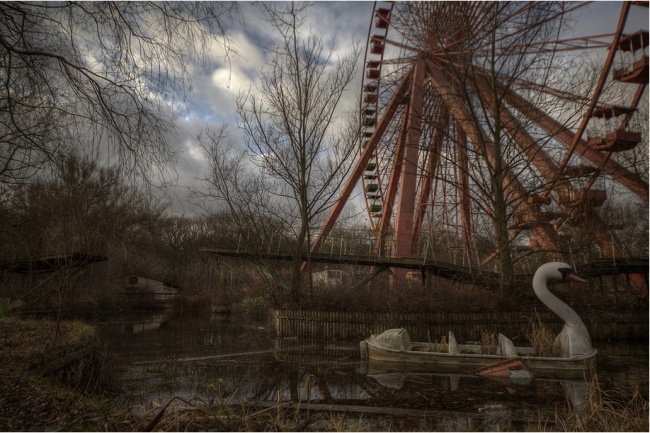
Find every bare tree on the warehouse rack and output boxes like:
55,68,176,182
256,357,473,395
197,2,360,304
0,153,166,312
4,154,164,259
452,3,568,294
0,2,238,185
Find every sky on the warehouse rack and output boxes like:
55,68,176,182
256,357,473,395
162,1,649,217
165,2,373,215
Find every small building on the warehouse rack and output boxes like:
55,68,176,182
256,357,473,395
123,275,180,301
313,269,345,288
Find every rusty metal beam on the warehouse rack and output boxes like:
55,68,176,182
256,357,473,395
556,2,633,178
393,58,426,259
503,89,648,201
412,107,448,250
377,101,411,252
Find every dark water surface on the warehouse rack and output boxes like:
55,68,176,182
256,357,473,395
101,311,648,431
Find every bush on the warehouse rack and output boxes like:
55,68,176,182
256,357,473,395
0,298,24,318
242,297,268,324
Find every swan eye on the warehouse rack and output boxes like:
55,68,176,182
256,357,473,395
558,267,573,280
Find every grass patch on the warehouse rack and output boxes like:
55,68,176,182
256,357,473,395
0,317,132,431
0,317,96,367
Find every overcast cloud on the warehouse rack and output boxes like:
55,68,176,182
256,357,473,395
162,2,371,215
161,1,647,216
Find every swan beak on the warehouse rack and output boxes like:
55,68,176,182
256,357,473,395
566,273,588,285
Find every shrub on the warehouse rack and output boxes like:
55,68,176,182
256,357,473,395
242,296,269,324
0,298,24,319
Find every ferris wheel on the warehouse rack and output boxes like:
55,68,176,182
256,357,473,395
314,1,648,268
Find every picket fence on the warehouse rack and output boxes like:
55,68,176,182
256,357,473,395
273,309,647,342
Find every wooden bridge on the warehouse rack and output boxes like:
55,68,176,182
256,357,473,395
201,247,648,288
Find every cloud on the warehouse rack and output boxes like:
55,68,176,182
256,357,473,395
163,2,371,215
166,1,649,218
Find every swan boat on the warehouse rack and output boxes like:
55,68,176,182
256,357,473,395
360,263,598,375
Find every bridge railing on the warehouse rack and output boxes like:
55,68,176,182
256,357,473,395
221,226,645,279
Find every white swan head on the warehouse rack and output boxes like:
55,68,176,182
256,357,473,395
533,262,593,358
533,262,587,288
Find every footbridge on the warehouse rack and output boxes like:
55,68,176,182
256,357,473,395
201,248,648,289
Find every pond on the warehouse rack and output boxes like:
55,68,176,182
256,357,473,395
100,310,648,431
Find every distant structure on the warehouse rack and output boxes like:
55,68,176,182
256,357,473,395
313,269,345,288
123,275,180,301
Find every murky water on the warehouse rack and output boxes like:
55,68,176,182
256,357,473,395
101,310,648,431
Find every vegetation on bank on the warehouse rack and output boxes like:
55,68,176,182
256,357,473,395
0,317,129,431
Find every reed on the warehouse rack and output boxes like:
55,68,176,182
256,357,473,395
529,309,560,357
425,329,449,352
326,412,370,431
433,335,448,353
480,330,498,354
128,382,648,432
132,395,292,431
558,376,649,432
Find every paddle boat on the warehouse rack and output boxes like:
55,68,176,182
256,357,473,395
360,262,597,375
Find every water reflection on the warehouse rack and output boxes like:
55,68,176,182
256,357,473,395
102,313,647,431
121,313,168,334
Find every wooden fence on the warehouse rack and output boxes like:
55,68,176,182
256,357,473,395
273,309,647,342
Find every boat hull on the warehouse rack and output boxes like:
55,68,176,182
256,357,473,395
363,339,597,375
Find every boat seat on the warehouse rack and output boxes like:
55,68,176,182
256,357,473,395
448,331,460,355
373,328,412,351
498,333,518,358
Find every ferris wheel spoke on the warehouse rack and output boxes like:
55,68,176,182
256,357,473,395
557,2,631,173
506,76,592,105
425,58,574,256
503,86,649,201
413,109,448,245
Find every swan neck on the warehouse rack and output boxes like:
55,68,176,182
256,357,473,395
533,274,583,328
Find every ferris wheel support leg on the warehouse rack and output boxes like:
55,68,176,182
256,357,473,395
412,109,447,250
393,58,426,278
377,107,411,252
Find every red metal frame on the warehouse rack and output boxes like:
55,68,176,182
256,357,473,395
308,1,648,274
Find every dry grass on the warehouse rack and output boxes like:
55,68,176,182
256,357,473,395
559,377,649,432
528,309,560,357
132,395,334,432
132,383,649,432
426,331,448,353
0,317,129,431
0,317,96,366
480,330,498,354
325,412,370,432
